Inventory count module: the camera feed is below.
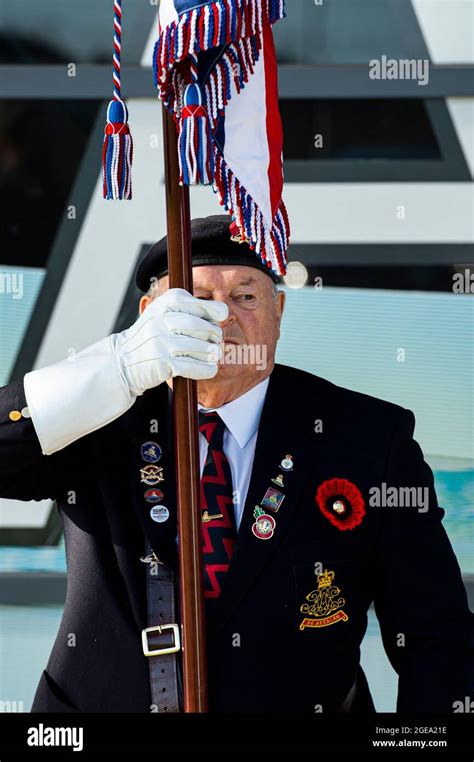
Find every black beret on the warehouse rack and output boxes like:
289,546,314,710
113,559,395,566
135,214,282,292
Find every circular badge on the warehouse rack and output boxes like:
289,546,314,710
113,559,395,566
149,505,170,524
141,441,163,464
144,488,164,504
280,455,293,471
252,513,276,540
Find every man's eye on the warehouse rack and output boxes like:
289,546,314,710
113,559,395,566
237,294,255,301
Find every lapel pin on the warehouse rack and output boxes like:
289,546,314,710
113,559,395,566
141,441,163,463
202,510,224,523
261,487,285,512
271,474,285,488
252,506,276,540
144,488,164,503
140,464,164,486
280,454,293,471
315,477,365,531
149,505,170,523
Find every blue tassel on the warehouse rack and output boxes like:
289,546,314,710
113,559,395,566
102,99,133,200
178,83,214,186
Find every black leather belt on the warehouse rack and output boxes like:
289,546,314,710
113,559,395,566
141,540,182,712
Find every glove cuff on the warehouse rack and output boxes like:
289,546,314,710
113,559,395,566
24,335,135,455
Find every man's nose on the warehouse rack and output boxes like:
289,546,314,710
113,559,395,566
216,298,236,326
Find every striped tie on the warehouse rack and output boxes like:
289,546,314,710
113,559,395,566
199,411,237,615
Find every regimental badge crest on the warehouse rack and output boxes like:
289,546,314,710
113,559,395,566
299,568,349,630
141,441,162,464
140,464,164,486
251,506,276,541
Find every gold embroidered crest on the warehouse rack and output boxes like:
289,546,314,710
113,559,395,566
299,568,349,630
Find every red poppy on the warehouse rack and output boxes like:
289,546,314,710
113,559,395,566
315,477,365,531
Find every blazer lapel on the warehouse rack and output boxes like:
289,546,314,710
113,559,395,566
212,365,321,628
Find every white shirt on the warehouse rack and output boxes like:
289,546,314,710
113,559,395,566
198,377,270,530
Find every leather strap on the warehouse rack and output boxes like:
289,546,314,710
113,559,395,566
141,540,182,712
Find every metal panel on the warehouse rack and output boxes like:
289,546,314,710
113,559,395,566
1,64,473,99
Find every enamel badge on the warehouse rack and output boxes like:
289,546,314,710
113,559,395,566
140,465,164,486
261,487,285,512
299,569,349,630
144,488,164,503
280,454,293,471
141,441,162,463
251,506,276,540
149,505,169,523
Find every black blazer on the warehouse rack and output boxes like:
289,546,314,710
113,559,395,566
0,364,471,713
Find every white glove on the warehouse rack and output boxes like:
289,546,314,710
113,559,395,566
115,287,227,394
24,288,228,455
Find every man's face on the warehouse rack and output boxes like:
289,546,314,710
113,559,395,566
140,265,285,381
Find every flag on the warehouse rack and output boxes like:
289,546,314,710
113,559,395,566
153,0,290,279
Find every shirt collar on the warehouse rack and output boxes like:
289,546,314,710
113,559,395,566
198,376,270,449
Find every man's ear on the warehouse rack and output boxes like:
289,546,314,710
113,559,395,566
139,295,151,315
276,290,286,324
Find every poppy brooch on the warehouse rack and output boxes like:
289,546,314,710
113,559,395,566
315,477,365,531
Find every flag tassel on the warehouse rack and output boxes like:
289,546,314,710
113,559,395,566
102,0,133,200
178,83,214,186
102,99,133,200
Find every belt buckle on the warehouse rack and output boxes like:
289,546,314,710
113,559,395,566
142,623,181,657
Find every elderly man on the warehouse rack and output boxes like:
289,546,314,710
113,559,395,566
0,215,471,714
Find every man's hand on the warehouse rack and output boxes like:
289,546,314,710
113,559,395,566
24,289,228,456
114,288,228,396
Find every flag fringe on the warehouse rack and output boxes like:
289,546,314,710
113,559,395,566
213,151,290,278
203,37,260,130
153,0,289,278
153,0,286,110
203,34,290,276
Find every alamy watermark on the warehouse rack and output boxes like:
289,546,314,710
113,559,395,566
0,699,24,712
209,342,268,371
369,483,429,513
27,723,83,752
0,271,23,299
369,56,429,87
452,268,474,294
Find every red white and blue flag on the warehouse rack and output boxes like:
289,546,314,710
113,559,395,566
153,0,290,278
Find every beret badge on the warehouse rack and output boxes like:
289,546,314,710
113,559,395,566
315,478,365,531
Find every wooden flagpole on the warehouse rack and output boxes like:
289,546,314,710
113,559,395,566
161,105,208,712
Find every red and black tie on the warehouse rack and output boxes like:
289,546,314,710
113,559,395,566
199,411,237,615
